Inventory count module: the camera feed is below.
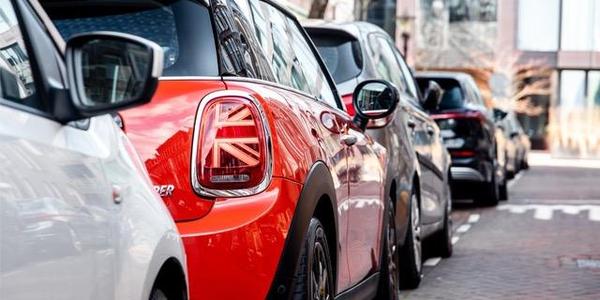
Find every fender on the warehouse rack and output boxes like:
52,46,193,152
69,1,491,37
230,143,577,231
267,161,338,300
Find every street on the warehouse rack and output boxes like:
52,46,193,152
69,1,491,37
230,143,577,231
402,152,600,299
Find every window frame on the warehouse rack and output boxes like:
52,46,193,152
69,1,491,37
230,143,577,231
0,0,52,119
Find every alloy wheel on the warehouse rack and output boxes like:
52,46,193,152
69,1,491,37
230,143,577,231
411,194,422,273
310,241,331,300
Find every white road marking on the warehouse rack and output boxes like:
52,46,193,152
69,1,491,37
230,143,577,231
423,257,442,267
468,214,480,223
498,204,600,222
451,236,460,245
456,224,471,233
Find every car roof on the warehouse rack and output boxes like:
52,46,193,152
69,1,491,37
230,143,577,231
302,20,389,40
415,71,474,82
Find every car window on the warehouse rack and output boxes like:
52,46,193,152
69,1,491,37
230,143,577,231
308,31,363,84
417,77,465,110
212,0,274,80
249,1,338,108
367,34,408,94
43,0,219,77
0,2,38,110
395,50,419,99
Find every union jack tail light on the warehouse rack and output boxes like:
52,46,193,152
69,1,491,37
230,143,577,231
193,94,271,195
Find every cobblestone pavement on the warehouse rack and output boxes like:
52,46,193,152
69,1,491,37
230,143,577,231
400,152,600,299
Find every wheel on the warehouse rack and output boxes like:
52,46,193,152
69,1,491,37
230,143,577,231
293,218,334,300
499,177,508,201
430,182,453,258
476,171,499,206
377,196,399,299
150,288,168,300
521,158,529,170
398,191,422,289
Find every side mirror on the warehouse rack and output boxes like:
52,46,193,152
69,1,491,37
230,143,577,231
352,80,399,130
493,108,508,122
65,31,163,119
421,80,443,111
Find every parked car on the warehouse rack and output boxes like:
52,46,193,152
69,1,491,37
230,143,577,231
416,72,508,205
304,21,454,289
500,111,531,177
0,1,187,299
41,0,403,299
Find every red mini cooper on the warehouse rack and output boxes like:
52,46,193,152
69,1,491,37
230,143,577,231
43,0,402,299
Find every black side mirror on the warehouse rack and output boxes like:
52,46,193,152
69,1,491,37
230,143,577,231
352,80,399,130
493,108,508,122
422,80,443,111
64,31,163,120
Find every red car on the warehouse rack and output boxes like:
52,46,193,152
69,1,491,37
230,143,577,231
42,0,402,299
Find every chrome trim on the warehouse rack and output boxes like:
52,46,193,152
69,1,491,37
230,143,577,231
450,167,485,182
190,90,273,198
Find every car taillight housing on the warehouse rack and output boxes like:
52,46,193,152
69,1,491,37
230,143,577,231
342,93,355,117
191,92,271,197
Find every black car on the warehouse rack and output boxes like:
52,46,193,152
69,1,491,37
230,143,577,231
305,21,454,290
416,72,508,205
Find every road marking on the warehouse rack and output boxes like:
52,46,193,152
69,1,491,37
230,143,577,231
456,224,471,233
468,214,480,223
576,259,600,269
423,257,442,267
451,236,460,245
497,204,600,222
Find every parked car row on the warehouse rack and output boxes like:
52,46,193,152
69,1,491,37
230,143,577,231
1,1,529,299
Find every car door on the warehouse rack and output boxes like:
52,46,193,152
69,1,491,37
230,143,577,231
0,1,116,298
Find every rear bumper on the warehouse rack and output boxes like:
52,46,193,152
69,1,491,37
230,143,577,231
451,166,485,182
177,178,302,300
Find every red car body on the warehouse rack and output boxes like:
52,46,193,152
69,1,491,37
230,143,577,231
42,0,392,298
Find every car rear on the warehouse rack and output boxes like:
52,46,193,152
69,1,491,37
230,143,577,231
304,24,363,115
416,75,495,190
42,1,303,299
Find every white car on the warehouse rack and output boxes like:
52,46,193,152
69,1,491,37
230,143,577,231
0,1,187,299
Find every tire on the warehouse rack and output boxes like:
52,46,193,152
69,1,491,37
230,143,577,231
430,182,453,258
499,178,508,201
377,196,400,300
398,191,422,289
293,218,334,300
150,288,168,300
476,171,499,206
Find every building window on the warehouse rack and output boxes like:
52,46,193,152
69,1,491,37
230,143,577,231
517,0,559,51
588,71,600,107
560,0,600,51
560,70,586,108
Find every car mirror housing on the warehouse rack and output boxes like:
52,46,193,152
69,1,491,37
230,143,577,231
352,80,399,130
64,31,163,120
422,80,443,111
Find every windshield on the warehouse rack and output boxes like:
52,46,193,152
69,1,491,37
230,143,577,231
419,77,464,110
42,0,219,77
309,32,362,84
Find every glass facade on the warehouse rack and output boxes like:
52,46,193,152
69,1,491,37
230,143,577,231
517,0,559,51
560,0,600,51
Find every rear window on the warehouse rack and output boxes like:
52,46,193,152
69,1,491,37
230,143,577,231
41,0,219,77
418,77,464,110
308,31,362,84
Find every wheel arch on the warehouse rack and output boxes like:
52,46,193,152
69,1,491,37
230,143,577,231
150,257,187,300
267,161,338,299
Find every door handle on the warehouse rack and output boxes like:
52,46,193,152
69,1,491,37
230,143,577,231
112,185,123,204
407,119,417,129
341,134,357,146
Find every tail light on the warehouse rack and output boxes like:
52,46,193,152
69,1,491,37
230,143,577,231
450,149,476,158
342,93,355,116
432,111,486,123
191,92,271,197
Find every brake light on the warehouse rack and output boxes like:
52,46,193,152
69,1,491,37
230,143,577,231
432,111,486,123
342,93,355,117
193,95,270,195
450,150,476,158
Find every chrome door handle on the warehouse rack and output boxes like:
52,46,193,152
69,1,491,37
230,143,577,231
407,119,417,129
341,134,357,146
427,126,435,135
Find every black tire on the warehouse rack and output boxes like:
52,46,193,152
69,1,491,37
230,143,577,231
377,197,400,300
499,178,508,201
150,289,168,300
293,218,334,300
476,172,499,206
430,183,453,258
398,191,422,289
